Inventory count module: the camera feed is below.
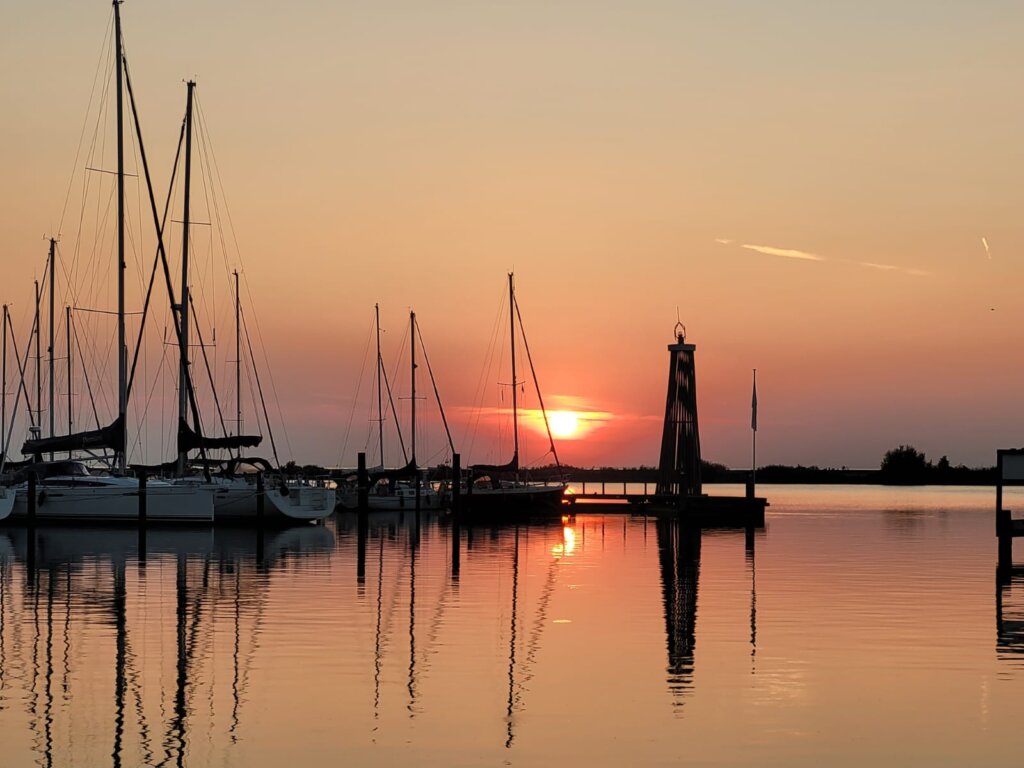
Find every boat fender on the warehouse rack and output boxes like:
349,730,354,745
38,490,47,507
279,483,290,497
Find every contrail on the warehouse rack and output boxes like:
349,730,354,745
740,243,824,262
982,237,991,259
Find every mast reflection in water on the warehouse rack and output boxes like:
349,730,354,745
1,486,1022,766
0,525,333,767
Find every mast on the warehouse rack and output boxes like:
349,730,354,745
114,0,127,472
176,80,195,475
508,273,519,469
1,305,7,460
375,303,384,467
66,306,73,439
34,279,42,437
48,239,55,451
410,310,417,467
234,270,241,441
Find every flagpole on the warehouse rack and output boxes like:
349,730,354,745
751,368,757,489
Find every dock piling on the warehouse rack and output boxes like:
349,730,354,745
256,471,266,523
451,453,461,516
27,471,37,522
357,452,368,513
996,449,1024,573
138,471,147,525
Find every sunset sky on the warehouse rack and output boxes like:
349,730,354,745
1,1,1022,470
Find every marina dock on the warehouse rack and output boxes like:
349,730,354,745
566,488,766,526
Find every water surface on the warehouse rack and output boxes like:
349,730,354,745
0,485,1020,766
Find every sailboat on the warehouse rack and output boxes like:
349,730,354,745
465,274,566,513
165,82,334,523
339,308,451,511
5,2,213,522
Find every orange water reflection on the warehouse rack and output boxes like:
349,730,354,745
0,486,1021,766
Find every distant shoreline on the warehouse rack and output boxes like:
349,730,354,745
314,461,998,487
558,464,997,488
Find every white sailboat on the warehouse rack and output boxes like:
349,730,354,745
5,2,213,522
465,274,567,513
338,308,452,511
164,82,333,523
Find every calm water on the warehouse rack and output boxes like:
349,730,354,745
0,485,1022,766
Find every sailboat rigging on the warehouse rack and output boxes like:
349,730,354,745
161,79,334,522
465,273,566,513
340,309,453,511
7,1,214,522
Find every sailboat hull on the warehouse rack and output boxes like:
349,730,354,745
462,483,567,515
10,480,214,522
337,488,446,512
176,477,335,523
0,488,14,521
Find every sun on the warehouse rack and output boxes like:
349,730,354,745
548,410,580,439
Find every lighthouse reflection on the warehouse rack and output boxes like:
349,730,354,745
656,518,701,713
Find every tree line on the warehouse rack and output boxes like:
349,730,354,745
286,445,997,486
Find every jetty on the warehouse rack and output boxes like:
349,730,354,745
996,448,1024,578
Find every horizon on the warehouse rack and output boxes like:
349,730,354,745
2,1,1022,470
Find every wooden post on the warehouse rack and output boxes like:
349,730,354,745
138,471,148,566
451,453,461,516
356,506,368,585
415,470,421,514
138,472,147,525
27,471,37,522
357,452,368,513
451,512,461,580
256,471,266,523
997,451,1011,573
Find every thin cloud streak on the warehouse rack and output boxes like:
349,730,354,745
860,262,929,276
982,236,992,259
717,238,927,275
740,243,824,262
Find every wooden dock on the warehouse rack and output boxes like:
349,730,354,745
566,490,767,527
996,449,1024,577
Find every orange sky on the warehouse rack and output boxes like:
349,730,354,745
1,1,1022,469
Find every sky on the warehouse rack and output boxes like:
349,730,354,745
1,1,1022,470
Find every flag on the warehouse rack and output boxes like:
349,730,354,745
751,370,758,432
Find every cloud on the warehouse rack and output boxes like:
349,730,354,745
740,243,824,262
982,236,991,259
860,262,928,276
719,237,927,275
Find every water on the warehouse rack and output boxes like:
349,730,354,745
0,485,1021,766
